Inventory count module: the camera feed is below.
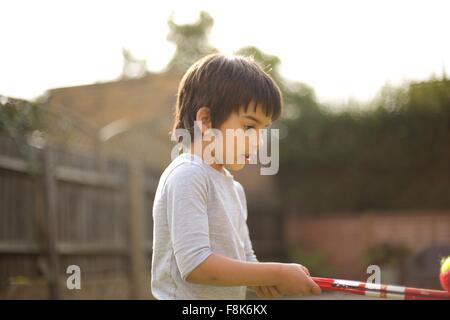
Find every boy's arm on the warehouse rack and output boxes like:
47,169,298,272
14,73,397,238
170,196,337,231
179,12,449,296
186,252,280,286
186,253,321,296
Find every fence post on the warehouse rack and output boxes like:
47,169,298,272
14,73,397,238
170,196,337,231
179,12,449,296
128,159,147,299
43,146,61,299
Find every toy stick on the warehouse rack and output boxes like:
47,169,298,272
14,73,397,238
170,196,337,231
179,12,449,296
312,277,450,300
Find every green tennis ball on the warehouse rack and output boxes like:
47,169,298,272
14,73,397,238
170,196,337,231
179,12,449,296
440,256,450,292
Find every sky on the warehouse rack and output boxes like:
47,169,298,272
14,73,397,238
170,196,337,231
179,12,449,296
1,0,449,105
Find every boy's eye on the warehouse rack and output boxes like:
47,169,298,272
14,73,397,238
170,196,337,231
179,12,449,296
243,125,255,131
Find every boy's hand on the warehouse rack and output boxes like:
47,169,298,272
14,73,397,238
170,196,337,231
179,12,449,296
249,285,283,299
275,263,322,297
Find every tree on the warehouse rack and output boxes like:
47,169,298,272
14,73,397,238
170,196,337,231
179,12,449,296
120,48,148,80
236,46,282,82
165,11,216,73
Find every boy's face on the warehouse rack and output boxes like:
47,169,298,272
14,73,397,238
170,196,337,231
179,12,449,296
217,102,272,171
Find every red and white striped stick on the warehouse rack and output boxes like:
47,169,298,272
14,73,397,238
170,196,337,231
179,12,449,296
312,277,450,300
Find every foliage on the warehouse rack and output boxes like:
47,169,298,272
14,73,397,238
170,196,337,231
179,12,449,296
235,46,282,83
287,247,334,277
362,242,411,267
120,48,148,79
166,11,217,73
278,78,450,214
0,96,46,174
0,96,43,139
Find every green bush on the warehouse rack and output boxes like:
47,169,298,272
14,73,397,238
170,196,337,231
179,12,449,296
362,242,411,268
287,247,334,277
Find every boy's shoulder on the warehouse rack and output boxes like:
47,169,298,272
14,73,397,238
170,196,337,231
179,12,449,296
159,153,209,190
233,179,245,194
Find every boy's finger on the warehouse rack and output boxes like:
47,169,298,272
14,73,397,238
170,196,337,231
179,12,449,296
255,286,265,297
309,280,322,295
301,266,310,276
268,286,281,298
260,286,273,298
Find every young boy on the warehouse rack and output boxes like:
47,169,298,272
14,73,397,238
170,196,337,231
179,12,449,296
151,53,321,300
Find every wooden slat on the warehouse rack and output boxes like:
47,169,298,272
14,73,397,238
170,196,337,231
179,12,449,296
43,147,61,299
0,242,40,254
0,155,28,173
144,175,159,193
0,155,123,189
56,166,121,188
0,242,126,255
128,159,147,299
57,243,127,255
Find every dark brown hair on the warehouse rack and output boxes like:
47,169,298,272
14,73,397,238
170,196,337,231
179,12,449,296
172,53,283,139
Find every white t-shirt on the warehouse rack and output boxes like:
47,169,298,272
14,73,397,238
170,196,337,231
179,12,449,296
151,152,258,300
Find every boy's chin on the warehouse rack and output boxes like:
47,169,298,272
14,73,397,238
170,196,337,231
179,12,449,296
225,163,246,172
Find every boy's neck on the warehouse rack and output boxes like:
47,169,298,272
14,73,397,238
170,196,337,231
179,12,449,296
188,144,226,175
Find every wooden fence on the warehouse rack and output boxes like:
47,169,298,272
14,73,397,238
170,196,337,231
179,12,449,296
0,135,157,299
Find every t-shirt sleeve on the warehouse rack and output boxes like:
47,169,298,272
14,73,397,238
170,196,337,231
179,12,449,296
164,163,213,281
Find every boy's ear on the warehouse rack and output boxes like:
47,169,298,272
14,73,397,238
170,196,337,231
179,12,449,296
196,106,212,132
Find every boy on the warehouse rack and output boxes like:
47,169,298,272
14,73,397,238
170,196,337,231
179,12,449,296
151,53,321,299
